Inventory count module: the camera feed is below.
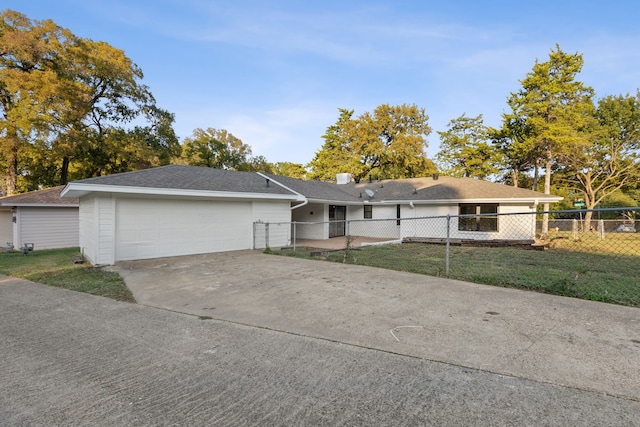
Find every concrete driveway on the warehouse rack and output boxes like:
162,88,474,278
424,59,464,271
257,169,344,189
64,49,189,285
112,250,640,402
3,275,639,426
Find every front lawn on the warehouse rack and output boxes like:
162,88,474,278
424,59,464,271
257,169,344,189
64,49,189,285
0,248,135,302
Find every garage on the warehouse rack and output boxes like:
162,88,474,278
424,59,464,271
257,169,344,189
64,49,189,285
61,165,301,265
115,197,252,261
0,186,79,250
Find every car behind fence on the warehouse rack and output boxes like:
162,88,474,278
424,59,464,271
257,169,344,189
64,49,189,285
255,207,640,307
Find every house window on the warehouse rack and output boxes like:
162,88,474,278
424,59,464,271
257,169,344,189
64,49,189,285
458,204,498,232
364,205,372,219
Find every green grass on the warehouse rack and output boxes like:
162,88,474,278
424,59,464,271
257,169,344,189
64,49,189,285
273,237,640,307
0,248,135,302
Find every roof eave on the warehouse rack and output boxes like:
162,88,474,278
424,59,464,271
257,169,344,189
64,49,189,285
0,202,79,208
61,183,302,201
382,197,564,204
306,197,362,205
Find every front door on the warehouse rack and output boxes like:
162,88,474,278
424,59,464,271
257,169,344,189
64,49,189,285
329,205,346,237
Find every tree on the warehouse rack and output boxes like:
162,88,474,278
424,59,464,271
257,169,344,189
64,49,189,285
307,108,355,181
240,155,273,173
493,114,541,188
557,93,640,226
271,162,307,179
0,9,178,193
0,10,77,194
309,104,436,181
506,45,596,237
181,128,255,170
436,114,499,179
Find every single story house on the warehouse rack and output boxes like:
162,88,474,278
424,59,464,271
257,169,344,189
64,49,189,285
61,165,562,265
0,186,79,251
275,173,563,242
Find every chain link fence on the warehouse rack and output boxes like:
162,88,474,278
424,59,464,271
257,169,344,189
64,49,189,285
256,207,640,306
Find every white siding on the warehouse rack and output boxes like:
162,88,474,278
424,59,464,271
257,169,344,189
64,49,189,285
97,196,116,265
79,195,97,264
114,197,255,261
348,204,400,239
252,201,292,248
0,209,12,247
403,204,537,241
345,203,537,242
401,205,457,239
291,203,327,240
16,207,79,250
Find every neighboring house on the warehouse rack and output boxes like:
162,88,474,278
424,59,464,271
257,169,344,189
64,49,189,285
61,165,562,265
0,186,79,251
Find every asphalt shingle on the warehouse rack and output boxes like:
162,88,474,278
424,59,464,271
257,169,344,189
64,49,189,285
0,186,78,206
66,165,561,203
72,165,294,196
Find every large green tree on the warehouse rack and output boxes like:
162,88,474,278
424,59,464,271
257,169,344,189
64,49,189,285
271,161,307,179
309,104,436,181
556,93,640,225
492,115,541,189
436,114,499,179
0,10,76,194
181,128,264,171
0,9,178,194
505,45,596,237
307,108,357,181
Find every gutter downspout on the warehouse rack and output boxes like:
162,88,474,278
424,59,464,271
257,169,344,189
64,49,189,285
255,172,308,210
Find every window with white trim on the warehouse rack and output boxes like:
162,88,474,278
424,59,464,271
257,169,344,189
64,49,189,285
458,204,498,231
364,205,372,219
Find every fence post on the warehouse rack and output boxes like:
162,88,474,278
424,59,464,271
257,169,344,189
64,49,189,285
445,214,451,275
265,222,270,249
572,219,578,241
293,222,297,252
598,219,605,240
346,220,350,244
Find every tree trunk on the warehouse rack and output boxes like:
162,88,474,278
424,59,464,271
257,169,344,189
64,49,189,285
511,165,519,187
60,156,70,185
583,210,594,232
540,154,552,240
4,127,19,195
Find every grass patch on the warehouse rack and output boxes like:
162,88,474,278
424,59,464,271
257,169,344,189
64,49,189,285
273,239,640,307
0,248,135,303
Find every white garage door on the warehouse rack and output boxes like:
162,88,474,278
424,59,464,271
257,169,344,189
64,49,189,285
115,198,252,261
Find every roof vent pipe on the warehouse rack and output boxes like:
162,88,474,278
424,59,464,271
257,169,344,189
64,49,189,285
432,173,439,180
266,178,270,187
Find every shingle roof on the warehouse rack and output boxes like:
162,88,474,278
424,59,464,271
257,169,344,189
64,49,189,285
69,165,295,196
63,165,561,203
338,176,562,202
263,173,360,203
0,186,79,206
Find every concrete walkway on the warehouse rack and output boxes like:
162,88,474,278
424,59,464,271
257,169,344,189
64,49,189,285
112,250,640,402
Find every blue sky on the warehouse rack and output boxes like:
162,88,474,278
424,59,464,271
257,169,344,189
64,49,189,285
5,1,640,165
